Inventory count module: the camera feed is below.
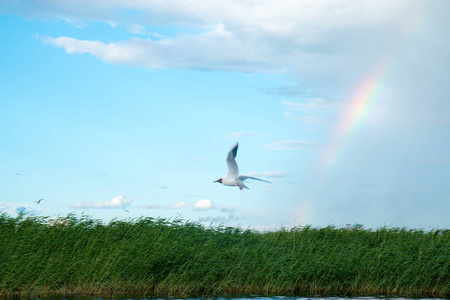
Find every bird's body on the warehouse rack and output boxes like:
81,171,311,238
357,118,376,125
220,176,249,189
35,198,43,204
214,142,271,190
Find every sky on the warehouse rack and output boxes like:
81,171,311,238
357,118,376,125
1,0,449,230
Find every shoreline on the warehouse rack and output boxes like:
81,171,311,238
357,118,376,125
1,287,448,299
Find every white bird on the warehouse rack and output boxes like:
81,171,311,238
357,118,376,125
214,142,271,190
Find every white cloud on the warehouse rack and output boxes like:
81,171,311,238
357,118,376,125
260,140,321,150
127,24,163,37
42,36,148,66
140,200,226,210
72,195,132,209
0,203,34,216
41,23,274,72
194,199,214,211
190,200,240,212
2,0,415,30
173,201,189,209
128,24,148,35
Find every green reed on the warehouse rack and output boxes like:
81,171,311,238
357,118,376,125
0,211,448,298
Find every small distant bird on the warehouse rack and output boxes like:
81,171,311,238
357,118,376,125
35,198,43,204
13,172,22,176
125,209,129,212
214,142,271,190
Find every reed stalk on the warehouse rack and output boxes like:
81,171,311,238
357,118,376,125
0,212,448,298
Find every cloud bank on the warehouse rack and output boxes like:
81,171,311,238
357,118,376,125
173,201,189,209
191,199,239,213
194,199,214,211
73,195,132,209
3,0,436,79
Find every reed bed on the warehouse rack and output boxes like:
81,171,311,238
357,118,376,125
0,212,448,298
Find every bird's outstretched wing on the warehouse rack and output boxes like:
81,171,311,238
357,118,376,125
238,175,272,184
226,142,239,178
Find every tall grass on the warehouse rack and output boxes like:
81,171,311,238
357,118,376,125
0,212,448,298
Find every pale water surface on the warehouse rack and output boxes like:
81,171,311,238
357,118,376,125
33,296,448,300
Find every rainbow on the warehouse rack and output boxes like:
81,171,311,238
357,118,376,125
319,12,424,170
319,56,391,169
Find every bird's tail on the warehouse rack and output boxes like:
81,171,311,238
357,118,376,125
238,181,249,190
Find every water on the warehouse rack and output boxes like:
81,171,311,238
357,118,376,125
31,296,448,300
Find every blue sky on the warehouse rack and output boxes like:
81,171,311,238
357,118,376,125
1,0,449,229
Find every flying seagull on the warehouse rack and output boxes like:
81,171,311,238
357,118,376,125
35,198,43,204
214,142,271,190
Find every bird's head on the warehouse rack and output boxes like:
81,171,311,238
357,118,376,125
214,178,223,183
